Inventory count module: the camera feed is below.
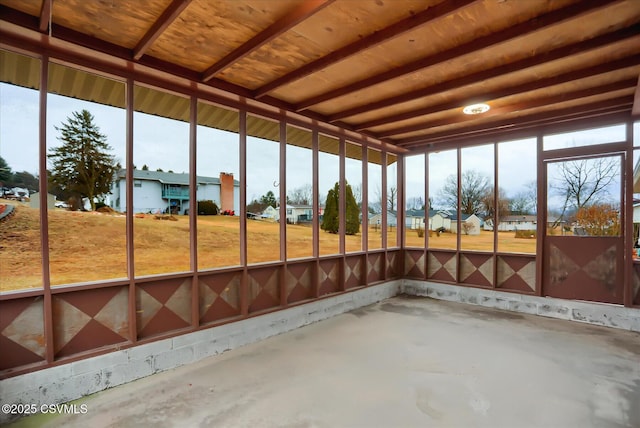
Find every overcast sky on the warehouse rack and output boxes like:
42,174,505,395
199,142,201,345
1,82,634,210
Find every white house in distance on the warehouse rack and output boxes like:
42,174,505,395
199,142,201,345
449,213,481,235
494,215,537,231
369,211,397,228
110,169,239,215
276,204,314,224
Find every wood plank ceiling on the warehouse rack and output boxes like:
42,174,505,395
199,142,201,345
1,0,639,151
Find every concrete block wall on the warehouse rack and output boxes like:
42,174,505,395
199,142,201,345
0,281,401,424
402,280,640,332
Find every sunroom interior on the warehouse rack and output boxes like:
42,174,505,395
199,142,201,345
1,0,639,404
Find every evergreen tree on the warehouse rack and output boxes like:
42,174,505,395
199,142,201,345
260,190,277,209
48,110,116,211
322,183,339,234
345,183,360,235
0,155,11,183
321,182,360,235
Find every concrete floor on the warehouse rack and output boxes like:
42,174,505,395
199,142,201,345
10,296,640,428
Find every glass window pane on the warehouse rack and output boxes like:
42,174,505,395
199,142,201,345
47,62,126,285
543,124,625,151
387,153,398,248
429,149,457,250
0,51,42,292
133,85,190,275
345,142,362,253
404,154,425,248
460,144,494,251
497,138,537,253
319,134,340,256
197,101,240,269
547,156,621,237
246,115,280,264
286,125,313,260
367,148,382,250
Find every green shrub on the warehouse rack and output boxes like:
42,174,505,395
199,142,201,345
416,228,425,238
198,200,219,215
514,229,536,239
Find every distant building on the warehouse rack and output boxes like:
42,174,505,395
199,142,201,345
490,215,537,231
276,204,314,224
449,213,481,235
29,192,55,210
369,211,397,227
261,206,277,220
110,169,239,215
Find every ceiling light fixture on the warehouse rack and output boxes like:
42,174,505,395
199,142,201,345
463,103,490,115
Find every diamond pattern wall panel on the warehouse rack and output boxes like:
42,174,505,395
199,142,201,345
404,250,426,279
248,266,281,313
367,253,384,284
319,258,340,296
287,261,313,304
497,255,536,293
0,297,45,371
544,237,623,304
199,271,241,324
427,251,456,282
54,287,129,358
344,255,365,289
137,278,191,339
387,251,399,278
459,253,493,288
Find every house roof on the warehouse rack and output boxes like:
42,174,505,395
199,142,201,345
117,169,240,186
1,1,637,155
500,215,537,222
450,213,476,221
406,209,456,218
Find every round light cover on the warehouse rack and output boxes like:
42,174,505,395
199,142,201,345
463,103,490,115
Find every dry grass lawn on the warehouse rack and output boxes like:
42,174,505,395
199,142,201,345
0,201,534,292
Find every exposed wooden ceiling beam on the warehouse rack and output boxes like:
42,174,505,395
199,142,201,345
378,78,636,139
359,54,640,133
633,73,640,116
202,0,334,82
329,25,640,123
377,79,635,138
397,96,634,147
405,111,631,153
39,0,51,33
253,0,475,98
133,0,193,60
294,0,619,112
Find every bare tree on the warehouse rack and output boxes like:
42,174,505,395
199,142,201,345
351,183,362,205
510,180,537,215
482,187,510,220
374,185,398,211
551,157,618,225
287,183,313,205
387,186,397,211
440,170,491,215
406,196,425,210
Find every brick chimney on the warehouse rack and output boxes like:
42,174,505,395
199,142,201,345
219,172,234,212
